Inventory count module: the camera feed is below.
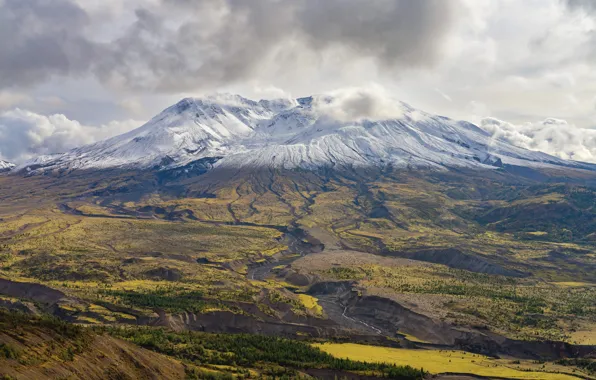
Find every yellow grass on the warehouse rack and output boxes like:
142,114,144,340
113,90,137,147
111,280,198,291
75,316,102,325
314,343,581,380
526,231,548,236
297,294,323,316
569,329,596,345
553,281,596,287
72,204,118,217
399,332,431,344
510,193,564,206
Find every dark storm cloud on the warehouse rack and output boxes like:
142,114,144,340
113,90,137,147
0,0,100,88
296,0,455,68
0,0,461,92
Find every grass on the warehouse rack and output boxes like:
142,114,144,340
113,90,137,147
313,258,596,342
98,288,210,313
569,328,596,345
0,203,292,321
1,170,596,370
106,327,426,379
5,179,595,340
398,333,431,344
297,294,323,317
0,310,188,380
554,282,596,287
0,210,285,264
314,343,585,379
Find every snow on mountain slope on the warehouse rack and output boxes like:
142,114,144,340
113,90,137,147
16,93,595,175
20,95,291,172
0,160,15,173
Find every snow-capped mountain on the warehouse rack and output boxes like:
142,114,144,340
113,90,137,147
17,93,595,175
0,160,15,173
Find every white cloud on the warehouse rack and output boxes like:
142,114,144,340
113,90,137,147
251,84,292,100
316,86,407,122
480,117,596,163
0,109,140,163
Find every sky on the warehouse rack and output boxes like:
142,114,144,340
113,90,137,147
1,0,596,163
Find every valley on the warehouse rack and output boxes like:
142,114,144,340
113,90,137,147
2,165,596,379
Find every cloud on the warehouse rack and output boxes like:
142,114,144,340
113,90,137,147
0,92,31,110
251,84,292,100
0,109,139,163
295,0,456,68
480,117,596,163
0,0,100,89
564,0,596,13
119,98,145,116
0,0,461,93
104,0,460,92
315,86,408,122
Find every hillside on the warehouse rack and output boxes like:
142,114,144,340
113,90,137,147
0,310,187,380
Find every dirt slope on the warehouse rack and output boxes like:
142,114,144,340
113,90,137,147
0,312,186,380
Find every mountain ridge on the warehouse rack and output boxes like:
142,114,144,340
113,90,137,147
15,93,596,176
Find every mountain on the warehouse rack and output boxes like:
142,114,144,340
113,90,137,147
4,94,596,379
0,160,15,173
17,93,595,176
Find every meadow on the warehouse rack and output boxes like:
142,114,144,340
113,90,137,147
315,343,590,379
